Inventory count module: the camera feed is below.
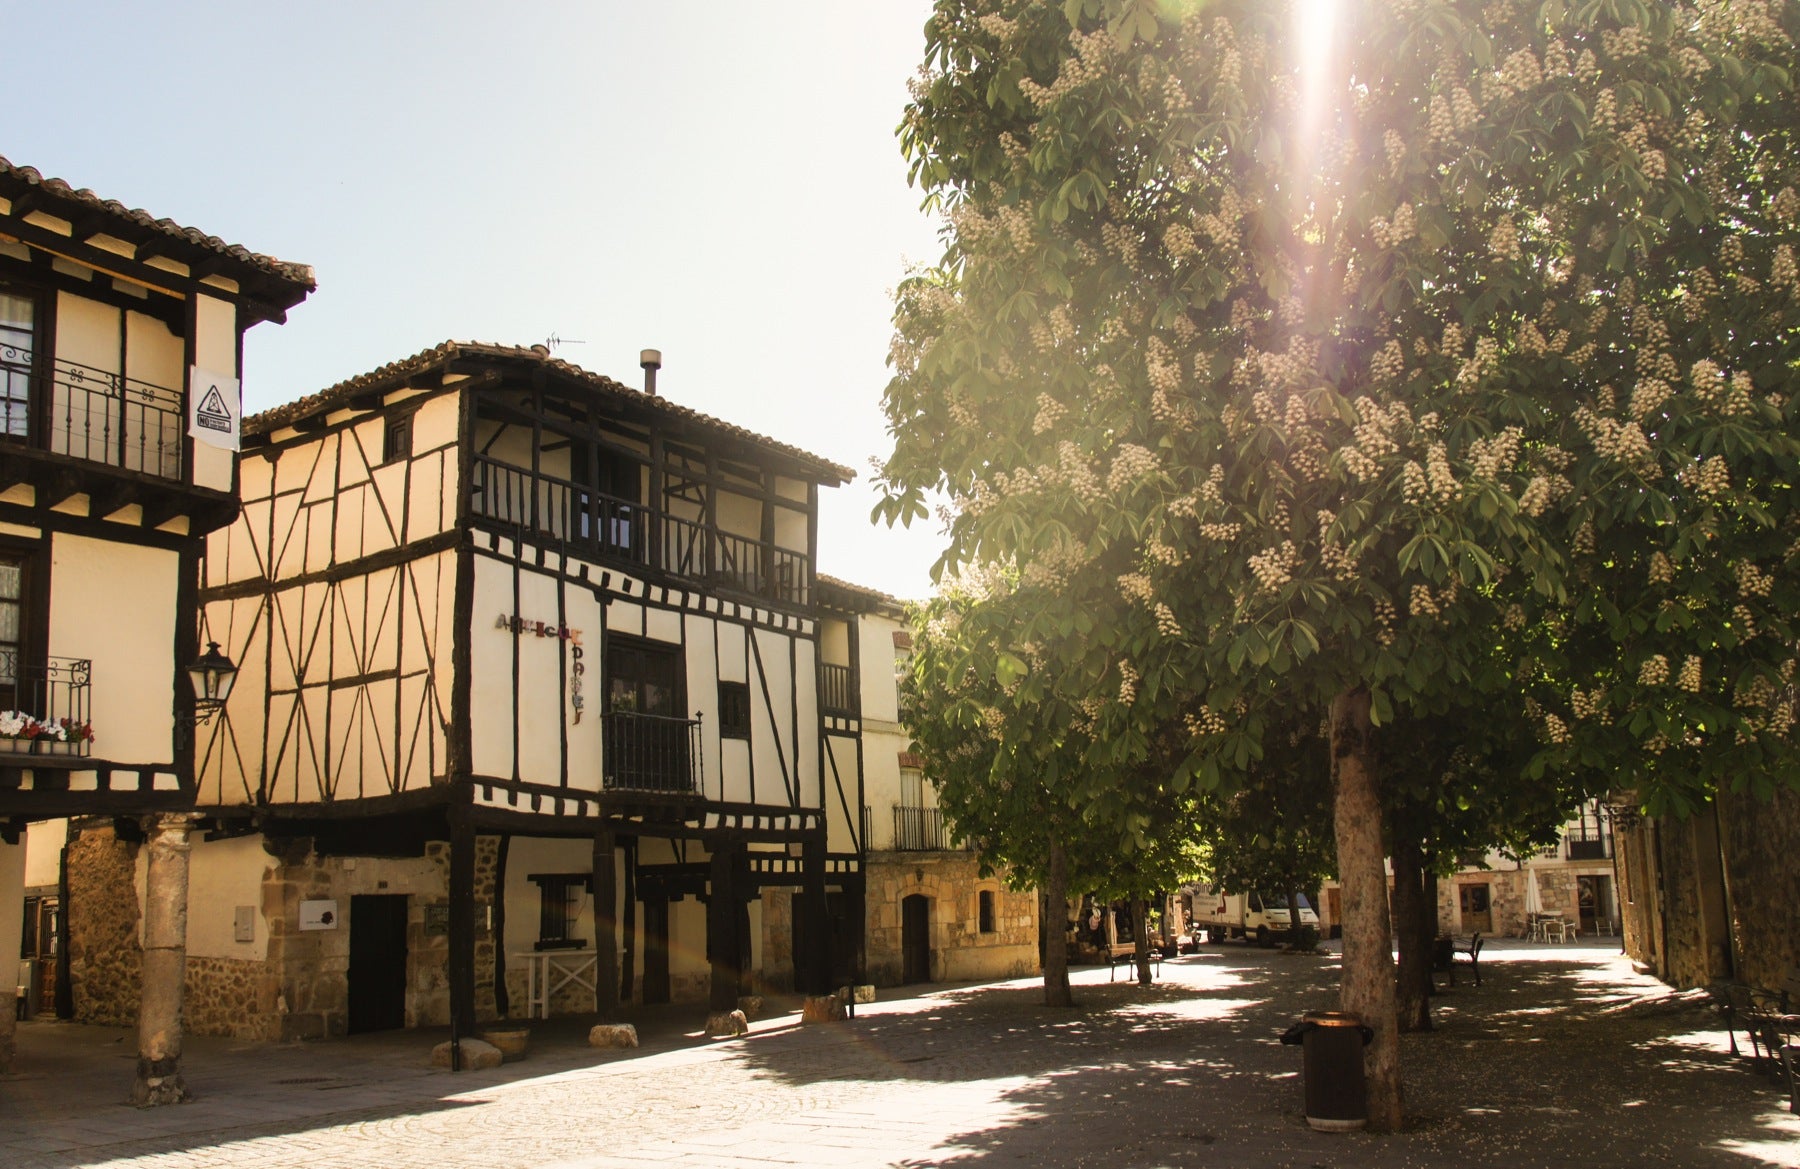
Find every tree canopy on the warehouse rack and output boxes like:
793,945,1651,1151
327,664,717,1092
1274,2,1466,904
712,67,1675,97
879,0,1800,1129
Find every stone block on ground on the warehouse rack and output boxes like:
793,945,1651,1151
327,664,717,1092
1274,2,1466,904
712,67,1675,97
803,994,847,1023
480,1027,530,1061
706,1009,749,1037
587,1023,640,1048
429,1038,503,1070
736,995,764,1020
853,984,877,1004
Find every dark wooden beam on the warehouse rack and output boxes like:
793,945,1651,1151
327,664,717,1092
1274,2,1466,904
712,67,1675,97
707,840,741,1012
593,829,619,1015
447,801,478,1065
89,479,137,521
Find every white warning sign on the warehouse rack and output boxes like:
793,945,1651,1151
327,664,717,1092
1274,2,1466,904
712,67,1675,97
188,367,240,451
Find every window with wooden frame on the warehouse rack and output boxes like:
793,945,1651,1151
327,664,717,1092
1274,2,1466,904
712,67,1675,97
718,680,751,739
382,410,414,464
528,873,592,950
0,283,41,441
0,541,48,714
978,890,996,934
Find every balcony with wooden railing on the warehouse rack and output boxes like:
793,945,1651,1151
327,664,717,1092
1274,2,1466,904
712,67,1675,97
470,455,812,606
892,804,961,852
1,351,184,480
819,663,854,717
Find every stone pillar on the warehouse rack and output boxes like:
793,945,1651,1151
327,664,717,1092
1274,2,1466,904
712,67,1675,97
132,813,196,1107
0,831,26,1073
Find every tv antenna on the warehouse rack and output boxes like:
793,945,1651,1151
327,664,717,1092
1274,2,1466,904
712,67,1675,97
544,333,587,352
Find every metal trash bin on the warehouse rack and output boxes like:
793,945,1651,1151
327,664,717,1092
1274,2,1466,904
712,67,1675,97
1280,1010,1375,1131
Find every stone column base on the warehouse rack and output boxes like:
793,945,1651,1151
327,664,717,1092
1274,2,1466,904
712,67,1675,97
802,994,846,1023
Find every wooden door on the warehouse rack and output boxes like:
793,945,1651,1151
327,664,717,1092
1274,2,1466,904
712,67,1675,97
901,894,931,984
348,894,409,1033
1458,883,1493,934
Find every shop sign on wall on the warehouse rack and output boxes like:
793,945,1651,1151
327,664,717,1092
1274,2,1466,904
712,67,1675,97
496,614,587,724
298,899,339,931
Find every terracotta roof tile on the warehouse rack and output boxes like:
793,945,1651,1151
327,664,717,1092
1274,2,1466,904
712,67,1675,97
0,156,315,294
817,574,907,613
248,340,856,483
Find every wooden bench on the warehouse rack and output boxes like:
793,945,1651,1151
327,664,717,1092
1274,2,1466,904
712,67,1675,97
1107,943,1163,982
1434,932,1483,988
1712,967,1800,1110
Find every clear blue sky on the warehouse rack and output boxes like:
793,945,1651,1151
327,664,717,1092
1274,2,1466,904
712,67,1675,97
3,1,946,599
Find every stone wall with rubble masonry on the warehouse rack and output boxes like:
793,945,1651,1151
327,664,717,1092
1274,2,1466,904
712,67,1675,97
863,851,1038,987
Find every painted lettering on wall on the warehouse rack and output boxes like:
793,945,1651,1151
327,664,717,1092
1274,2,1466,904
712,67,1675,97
495,613,587,724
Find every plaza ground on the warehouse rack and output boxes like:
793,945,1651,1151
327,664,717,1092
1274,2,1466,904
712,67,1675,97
1,938,1795,1169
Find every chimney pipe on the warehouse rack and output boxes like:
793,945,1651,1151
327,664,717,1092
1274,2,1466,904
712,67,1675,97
640,348,662,396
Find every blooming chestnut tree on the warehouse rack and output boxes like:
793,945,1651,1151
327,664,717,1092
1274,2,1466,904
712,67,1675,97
879,0,1800,1129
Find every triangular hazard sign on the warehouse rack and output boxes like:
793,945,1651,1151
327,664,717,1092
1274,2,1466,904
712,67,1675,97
197,385,232,420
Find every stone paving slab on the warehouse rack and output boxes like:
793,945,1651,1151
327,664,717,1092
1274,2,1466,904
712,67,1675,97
1,940,1796,1168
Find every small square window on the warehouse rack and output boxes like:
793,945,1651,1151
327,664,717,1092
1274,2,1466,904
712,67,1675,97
718,681,751,739
528,873,590,950
382,412,414,464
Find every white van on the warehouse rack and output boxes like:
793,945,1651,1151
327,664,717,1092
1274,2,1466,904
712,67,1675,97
1189,888,1319,944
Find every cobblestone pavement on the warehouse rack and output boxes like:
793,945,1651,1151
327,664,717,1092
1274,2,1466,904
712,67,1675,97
2,939,1796,1169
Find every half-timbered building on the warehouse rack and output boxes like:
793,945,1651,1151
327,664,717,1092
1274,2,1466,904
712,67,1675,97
186,341,858,1042
0,158,314,1098
816,577,1040,989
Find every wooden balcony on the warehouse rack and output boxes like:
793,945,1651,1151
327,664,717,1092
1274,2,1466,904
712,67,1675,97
892,805,960,851
470,455,812,606
819,663,853,716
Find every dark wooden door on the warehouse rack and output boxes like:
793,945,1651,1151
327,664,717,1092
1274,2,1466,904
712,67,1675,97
348,894,409,1034
901,894,931,984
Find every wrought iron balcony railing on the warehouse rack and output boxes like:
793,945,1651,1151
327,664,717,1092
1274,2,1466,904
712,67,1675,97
470,455,812,606
600,710,702,795
0,352,184,480
0,654,93,756
892,804,960,852
819,663,853,716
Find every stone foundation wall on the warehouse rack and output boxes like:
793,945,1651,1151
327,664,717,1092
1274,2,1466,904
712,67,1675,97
864,852,1038,987
186,956,272,1040
66,825,142,1027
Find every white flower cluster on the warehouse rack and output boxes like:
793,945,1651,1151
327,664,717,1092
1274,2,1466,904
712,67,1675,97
1196,189,1245,247
1200,522,1243,540
1100,221,1140,267
1163,222,1195,258
1107,444,1159,494
1774,187,1800,225
1248,541,1299,592
1571,686,1608,720
1691,455,1731,500
1733,603,1759,639
1468,428,1522,480
1146,533,1183,566
1648,551,1676,584
1059,441,1103,502
1543,713,1571,744
1185,705,1228,738
1032,393,1066,435
1503,602,1527,630
1736,560,1775,597
1410,583,1443,618
1162,73,1189,116
1118,572,1154,604
1573,47,1601,82
1630,378,1673,419
1773,245,1798,289
1496,48,1544,96
1517,474,1572,517
1457,336,1499,391
1016,27,1118,109
1676,45,1713,78
1489,216,1522,262
1370,339,1406,385
1601,25,1649,60
1640,654,1671,686
1573,407,1656,471
1117,659,1139,706
1644,731,1670,755
1372,595,1397,646
1698,0,1788,45
1384,129,1406,170
1574,520,1597,555
1370,203,1416,249
1592,89,1618,130
1155,602,1182,637
1679,656,1703,693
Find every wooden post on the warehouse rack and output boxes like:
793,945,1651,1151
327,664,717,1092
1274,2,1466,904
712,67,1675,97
619,836,637,1005
132,813,196,1106
707,841,739,1012
593,829,619,1015
643,890,671,1005
447,806,477,1062
0,831,24,1074
800,834,830,996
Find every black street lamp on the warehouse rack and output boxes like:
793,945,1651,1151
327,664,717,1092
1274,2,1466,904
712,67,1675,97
186,641,238,725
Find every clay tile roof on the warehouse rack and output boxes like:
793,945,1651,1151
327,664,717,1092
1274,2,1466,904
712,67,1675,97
248,341,856,484
0,156,315,296
817,574,907,614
